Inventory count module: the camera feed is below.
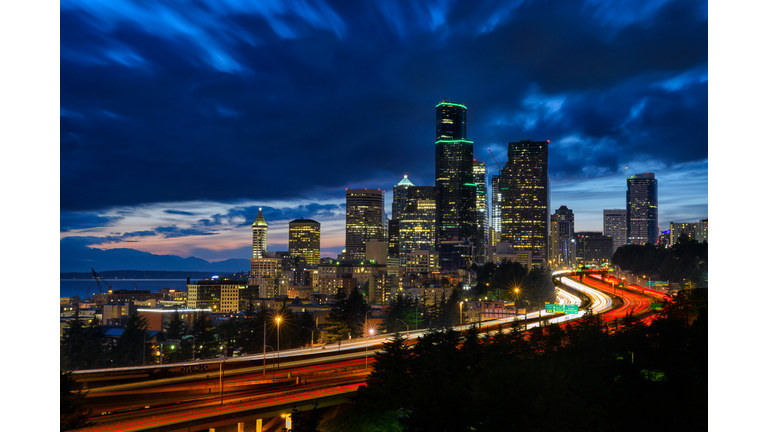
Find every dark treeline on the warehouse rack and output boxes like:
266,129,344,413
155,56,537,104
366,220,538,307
322,289,707,432
612,236,707,286
60,301,316,371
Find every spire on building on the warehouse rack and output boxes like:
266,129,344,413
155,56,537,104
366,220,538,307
253,207,268,227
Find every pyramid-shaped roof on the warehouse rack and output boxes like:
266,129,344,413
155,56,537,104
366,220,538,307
253,208,268,227
396,175,415,187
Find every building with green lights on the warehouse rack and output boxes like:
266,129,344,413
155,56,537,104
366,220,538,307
435,100,477,259
500,140,549,265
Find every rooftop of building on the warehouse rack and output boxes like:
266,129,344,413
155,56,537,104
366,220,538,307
289,218,320,224
396,175,415,187
189,279,250,285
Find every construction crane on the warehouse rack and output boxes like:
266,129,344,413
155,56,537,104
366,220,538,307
487,148,502,173
91,268,113,295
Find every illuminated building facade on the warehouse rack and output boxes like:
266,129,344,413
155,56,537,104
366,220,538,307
626,173,658,245
572,232,614,265
392,175,415,220
345,188,385,260
491,174,501,247
252,208,268,259
435,100,477,254
473,161,488,262
388,219,400,262
398,186,437,266
603,209,628,254
186,279,251,313
550,205,574,265
500,140,549,264
289,218,321,266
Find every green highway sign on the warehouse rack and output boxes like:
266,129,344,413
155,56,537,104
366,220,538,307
645,280,669,287
651,303,663,310
545,304,554,313
554,304,564,313
564,305,578,314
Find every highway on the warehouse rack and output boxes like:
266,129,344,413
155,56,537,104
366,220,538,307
70,271,663,431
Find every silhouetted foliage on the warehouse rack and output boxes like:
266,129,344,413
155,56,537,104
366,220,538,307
350,288,707,431
612,241,707,285
60,371,93,431
60,311,110,371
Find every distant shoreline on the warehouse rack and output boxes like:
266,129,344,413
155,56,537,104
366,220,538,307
61,270,248,280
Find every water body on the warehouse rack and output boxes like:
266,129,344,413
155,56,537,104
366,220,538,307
60,279,188,299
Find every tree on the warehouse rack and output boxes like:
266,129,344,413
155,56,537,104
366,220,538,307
362,331,412,411
112,313,151,367
191,312,216,359
60,311,109,371
164,310,186,363
60,371,92,431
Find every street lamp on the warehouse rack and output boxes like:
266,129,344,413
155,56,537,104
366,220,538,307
366,328,375,368
302,326,320,351
275,316,281,370
459,301,464,327
396,318,409,337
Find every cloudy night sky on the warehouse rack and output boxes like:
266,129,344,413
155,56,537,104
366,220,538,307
58,0,708,272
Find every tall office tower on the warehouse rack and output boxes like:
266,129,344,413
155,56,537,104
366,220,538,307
388,219,400,261
252,208,268,259
603,209,628,254
500,140,549,264
491,174,501,247
435,100,477,254
399,186,437,266
626,173,658,245
392,175,415,220
345,188,385,260
549,205,574,265
473,161,488,262
289,218,321,266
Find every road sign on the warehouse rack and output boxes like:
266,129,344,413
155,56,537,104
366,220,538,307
645,281,669,287
564,305,578,314
554,304,564,313
545,304,554,313
651,303,663,310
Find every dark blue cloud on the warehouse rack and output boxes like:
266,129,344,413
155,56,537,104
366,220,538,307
164,209,196,215
60,0,707,232
60,211,123,231
154,226,218,238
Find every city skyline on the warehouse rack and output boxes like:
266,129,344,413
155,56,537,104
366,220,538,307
59,0,708,270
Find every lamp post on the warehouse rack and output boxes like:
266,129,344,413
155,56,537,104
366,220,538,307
275,316,281,370
263,345,275,381
459,301,464,327
366,328,375,368
302,326,320,351
396,318,409,337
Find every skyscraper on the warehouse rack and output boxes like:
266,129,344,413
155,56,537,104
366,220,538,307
550,205,574,265
252,208,268,259
435,100,477,255
289,218,321,266
626,173,658,245
603,209,627,254
500,140,549,264
345,188,385,260
392,175,415,220
399,186,437,266
473,161,488,262
491,174,501,247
